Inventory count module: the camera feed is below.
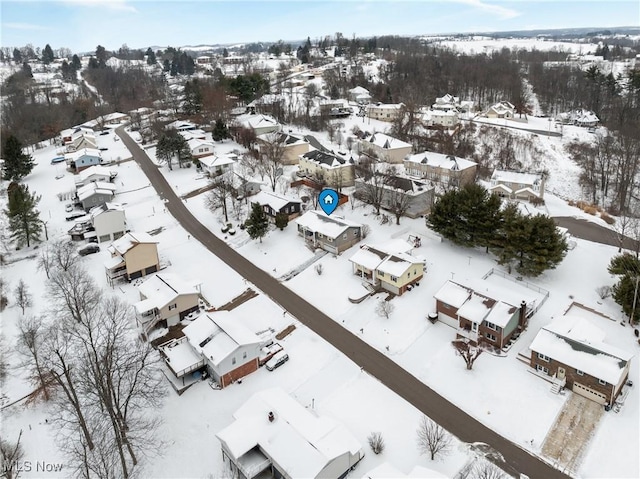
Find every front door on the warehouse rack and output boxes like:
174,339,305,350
471,322,478,333
557,367,566,380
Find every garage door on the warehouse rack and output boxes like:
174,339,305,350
438,312,459,329
573,382,607,404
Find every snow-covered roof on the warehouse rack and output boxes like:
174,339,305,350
77,165,113,181
368,103,404,110
456,292,494,323
216,388,363,478
65,148,102,161
252,190,300,211
257,131,307,146
363,462,448,479
530,316,633,384
160,339,203,377
295,211,362,239
183,312,260,367
434,281,471,308
108,231,158,255
178,129,207,140
89,202,124,219
198,154,235,168
377,252,422,277
367,132,411,150
349,245,389,271
187,138,214,151
103,254,125,270
234,113,280,131
301,149,352,168
491,170,541,187
483,300,519,328
166,120,197,131
134,273,200,313
351,243,422,276
404,151,477,170
349,86,370,95
76,181,116,201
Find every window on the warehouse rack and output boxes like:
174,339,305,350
113,231,124,239
232,357,236,365
378,271,384,277
342,233,347,240
486,332,497,341
99,234,110,242
390,276,398,282
168,303,177,311
576,369,584,376
485,321,499,332
243,352,247,359
537,353,550,362
536,364,549,374
598,379,606,385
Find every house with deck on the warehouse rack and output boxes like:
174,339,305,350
199,154,236,177
251,191,302,222
529,313,633,405
404,151,477,189
295,210,363,254
216,388,365,479
433,280,530,350
488,169,545,202
104,232,160,285
349,241,424,295
89,202,126,243
134,273,201,335
359,132,412,163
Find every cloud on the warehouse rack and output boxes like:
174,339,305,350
453,0,520,20
2,22,50,31
61,0,137,13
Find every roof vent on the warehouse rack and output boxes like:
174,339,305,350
268,411,275,422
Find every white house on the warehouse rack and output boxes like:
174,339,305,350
489,169,545,201
216,388,365,479
166,120,197,131
234,113,281,136
366,103,404,122
298,149,355,187
65,148,102,173
485,101,515,119
348,86,371,103
178,129,207,141
198,154,236,177
89,202,126,243
75,165,116,187
404,151,478,188
187,139,215,159
422,109,459,128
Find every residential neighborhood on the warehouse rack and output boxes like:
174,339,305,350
1,12,639,479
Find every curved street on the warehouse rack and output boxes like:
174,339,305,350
555,216,639,251
116,127,570,479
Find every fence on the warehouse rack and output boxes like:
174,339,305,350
482,268,550,314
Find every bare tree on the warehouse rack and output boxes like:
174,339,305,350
355,160,387,215
375,299,394,319
452,338,487,370
0,278,8,311
0,430,24,479
595,285,612,299
260,133,287,192
16,315,52,401
416,416,451,460
13,279,32,314
206,173,236,223
48,265,102,323
38,239,80,278
384,175,413,225
459,459,509,479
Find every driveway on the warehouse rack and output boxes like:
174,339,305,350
555,216,639,251
116,127,571,479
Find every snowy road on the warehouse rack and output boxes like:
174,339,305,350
116,126,571,479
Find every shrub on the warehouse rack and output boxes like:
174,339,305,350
368,432,385,455
584,206,597,215
595,285,612,299
600,212,615,225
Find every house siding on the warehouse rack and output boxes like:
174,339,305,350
298,157,355,187
157,293,200,326
529,354,627,404
403,161,477,188
93,211,126,243
124,243,160,281
360,141,412,164
378,265,423,295
219,358,259,388
81,193,113,211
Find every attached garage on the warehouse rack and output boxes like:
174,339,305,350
438,312,459,329
573,382,607,405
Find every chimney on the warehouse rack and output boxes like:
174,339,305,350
268,411,275,423
519,301,527,330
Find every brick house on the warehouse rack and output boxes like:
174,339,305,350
434,280,528,350
529,315,632,405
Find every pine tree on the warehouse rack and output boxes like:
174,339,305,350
212,118,229,141
5,183,42,248
608,253,640,323
2,135,35,181
275,213,288,231
145,48,156,66
246,203,269,242
21,62,33,78
427,189,462,243
71,54,81,71
517,214,567,277
13,48,22,63
42,44,55,64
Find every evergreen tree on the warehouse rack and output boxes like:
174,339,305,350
427,189,462,243
145,47,156,66
222,48,229,58
42,44,55,64
212,118,229,141
5,183,42,248
163,59,170,72
608,253,640,323
88,56,99,69
71,54,81,71
2,135,35,181
275,213,288,231
183,80,203,115
21,62,33,78
12,48,22,63
246,203,269,243
516,214,566,277
95,45,107,67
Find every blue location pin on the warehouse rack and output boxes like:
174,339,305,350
318,189,339,216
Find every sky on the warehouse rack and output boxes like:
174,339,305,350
1,0,639,54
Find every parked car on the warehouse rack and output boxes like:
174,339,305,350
78,244,100,256
265,351,289,371
66,211,86,221
259,342,283,366
65,203,74,212
51,156,65,164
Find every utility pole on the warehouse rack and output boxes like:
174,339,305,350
630,275,639,325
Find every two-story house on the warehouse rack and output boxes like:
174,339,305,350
187,139,215,159
134,273,201,335
298,150,355,188
89,202,126,243
404,151,477,189
349,242,424,295
251,190,302,222
348,86,371,104
489,170,545,202
354,174,435,219
104,232,160,285
530,314,632,405
233,113,281,136
366,103,404,122
216,388,365,479
485,101,515,119
199,154,236,178
76,181,117,211
295,210,363,254
359,132,412,163
75,165,117,187
257,131,310,165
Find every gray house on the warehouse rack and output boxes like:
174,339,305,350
251,191,301,222
65,148,102,173
77,182,117,211
295,210,363,254
355,175,435,219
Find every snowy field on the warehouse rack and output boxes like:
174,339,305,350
433,37,599,55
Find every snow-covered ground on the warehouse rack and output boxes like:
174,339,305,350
432,37,599,55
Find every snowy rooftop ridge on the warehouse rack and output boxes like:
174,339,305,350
368,132,412,150
404,150,477,170
216,388,363,478
295,211,362,239
530,316,633,385
491,169,542,186
135,273,200,313
252,190,300,211
109,231,158,255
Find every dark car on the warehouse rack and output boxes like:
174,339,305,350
78,244,100,256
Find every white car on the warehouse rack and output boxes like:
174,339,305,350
265,351,289,371
65,204,74,212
